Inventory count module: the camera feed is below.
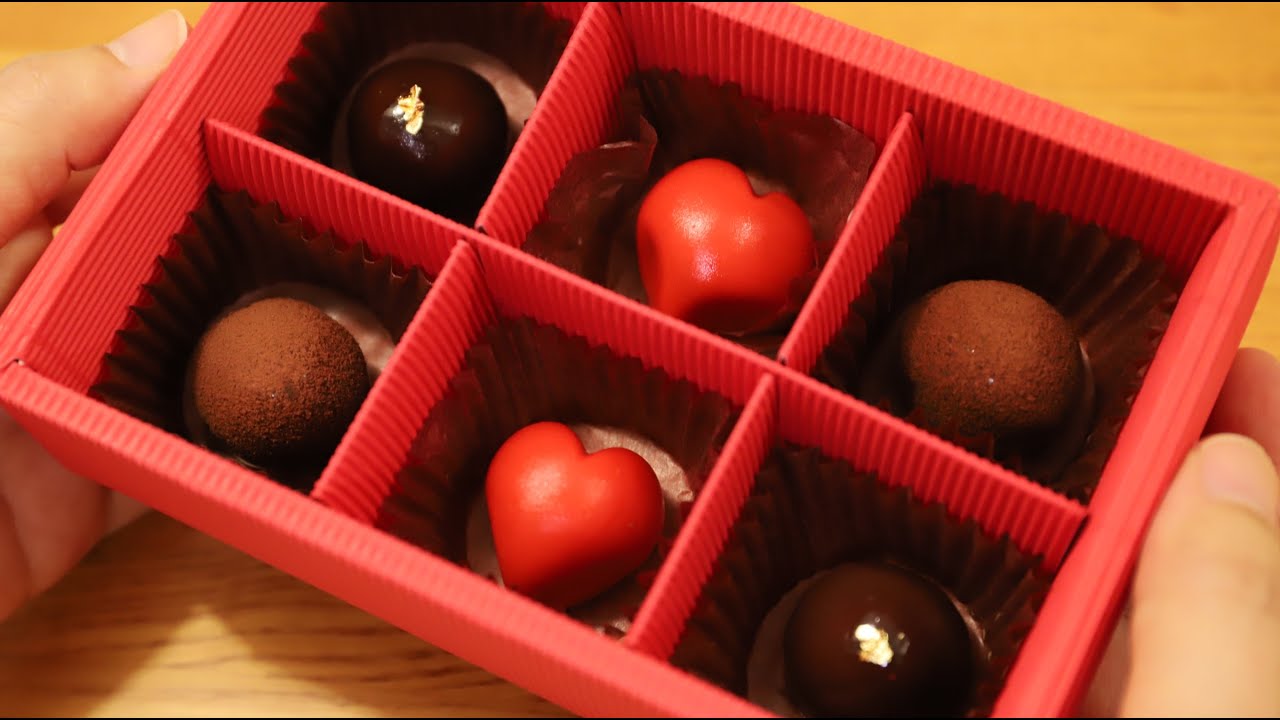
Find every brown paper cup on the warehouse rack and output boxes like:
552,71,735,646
813,183,1177,500
258,2,575,225
523,69,878,357
669,447,1050,717
375,316,736,635
90,188,431,490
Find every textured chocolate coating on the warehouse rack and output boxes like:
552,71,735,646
901,280,1083,439
782,563,975,718
191,298,370,466
346,58,508,223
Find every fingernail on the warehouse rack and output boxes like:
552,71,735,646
1199,433,1280,525
106,10,189,68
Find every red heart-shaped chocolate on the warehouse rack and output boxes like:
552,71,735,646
636,157,816,335
485,422,664,610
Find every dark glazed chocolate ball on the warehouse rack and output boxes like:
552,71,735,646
782,563,976,718
192,298,370,467
346,58,508,224
901,280,1083,439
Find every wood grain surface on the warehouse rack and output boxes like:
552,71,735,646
1,3,1277,717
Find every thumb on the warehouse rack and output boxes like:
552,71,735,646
1122,433,1280,717
0,10,188,244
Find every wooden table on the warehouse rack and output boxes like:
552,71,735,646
1,2,1277,717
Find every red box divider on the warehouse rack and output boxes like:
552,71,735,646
478,2,628,244
772,368,1085,572
627,375,780,659
779,110,924,373
204,119,466,276
306,237,488,521
628,365,1086,668
473,236,776,406
324,228,772,537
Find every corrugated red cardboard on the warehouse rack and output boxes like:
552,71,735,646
1,2,1276,716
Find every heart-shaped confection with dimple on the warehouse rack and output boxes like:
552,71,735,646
636,158,816,336
485,422,664,610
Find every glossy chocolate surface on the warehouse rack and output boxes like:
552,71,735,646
346,58,508,224
782,562,976,717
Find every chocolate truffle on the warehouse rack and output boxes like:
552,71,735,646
782,563,976,718
900,280,1083,439
346,58,508,224
191,297,370,467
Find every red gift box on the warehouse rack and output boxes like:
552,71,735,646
1,2,1276,716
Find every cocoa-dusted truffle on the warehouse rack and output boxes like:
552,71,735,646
191,297,370,467
901,280,1083,439
782,563,976,718
346,58,508,224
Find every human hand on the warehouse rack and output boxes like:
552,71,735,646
1086,347,1280,717
0,10,189,621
